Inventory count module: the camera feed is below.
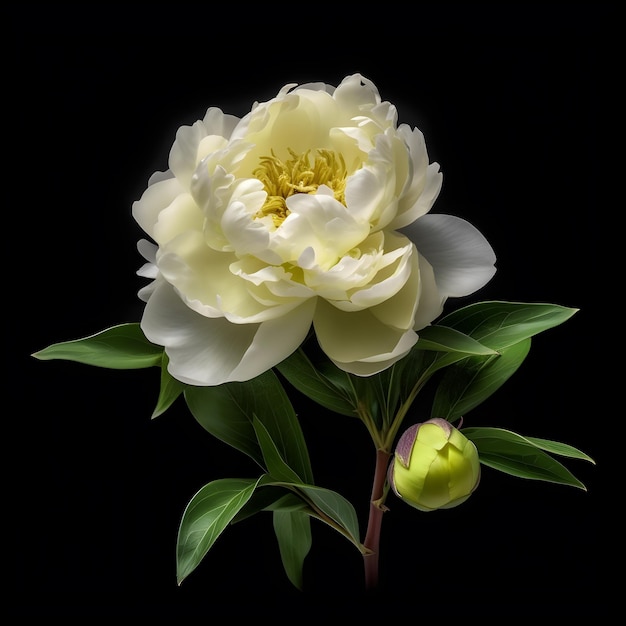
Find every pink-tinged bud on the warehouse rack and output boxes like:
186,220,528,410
388,418,481,512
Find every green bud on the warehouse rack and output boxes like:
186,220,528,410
388,418,481,512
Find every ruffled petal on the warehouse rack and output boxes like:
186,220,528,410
132,176,185,239
169,120,211,187
326,232,413,312
169,108,240,187
201,107,240,139
368,247,421,331
333,73,381,114
404,214,496,297
159,231,307,323
272,191,369,268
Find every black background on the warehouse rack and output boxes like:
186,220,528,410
10,3,615,618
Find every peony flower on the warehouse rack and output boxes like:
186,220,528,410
388,418,481,512
132,74,496,386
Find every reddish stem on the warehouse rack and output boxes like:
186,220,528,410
363,448,392,590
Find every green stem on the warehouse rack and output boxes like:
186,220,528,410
363,447,392,590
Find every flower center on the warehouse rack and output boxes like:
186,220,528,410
254,148,347,226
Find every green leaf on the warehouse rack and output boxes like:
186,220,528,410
184,382,259,465
176,477,261,584
294,484,361,549
184,370,314,484
151,353,186,418
432,338,531,420
416,325,498,355
252,416,305,483
262,492,313,513
277,347,357,417
438,301,578,350
273,509,312,591
31,323,163,369
524,436,595,464
231,487,300,524
462,427,588,489
260,477,362,551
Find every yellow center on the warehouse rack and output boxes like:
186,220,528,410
254,148,347,226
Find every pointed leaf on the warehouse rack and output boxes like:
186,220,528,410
176,477,261,584
273,509,312,591
252,416,304,483
432,338,531,420
416,325,498,355
438,301,578,350
32,323,163,369
524,436,595,464
231,487,300,524
293,484,361,549
185,370,313,483
184,383,260,465
277,347,357,417
260,477,362,550
462,427,587,489
152,353,186,418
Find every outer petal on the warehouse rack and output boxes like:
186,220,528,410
391,125,443,229
132,176,185,239
140,281,316,385
169,120,212,187
403,214,497,297
169,108,240,186
412,252,445,330
313,299,419,376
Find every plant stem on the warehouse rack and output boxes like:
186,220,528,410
363,447,392,590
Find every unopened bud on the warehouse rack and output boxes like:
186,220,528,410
388,418,481,512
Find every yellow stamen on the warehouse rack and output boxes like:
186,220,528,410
254,148,347,226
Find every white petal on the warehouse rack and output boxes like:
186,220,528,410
168,108,239,187
313,299,419,375
148,169,173,186
403,214,497,297
141,281,314,385
345,166,387,223
169,119,210,186
159,231,306,323
272,192,369,267
329,234,412,311
157,231,251,318
132,177,184,239
412,253,444,330
368,248,421,331
137,262,158,279
201,107,240,138
153,192,203,246
227,299,316,381
137,239,157,263
333,73,381,111
221,199,271,257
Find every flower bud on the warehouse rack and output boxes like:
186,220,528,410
388,418,481,512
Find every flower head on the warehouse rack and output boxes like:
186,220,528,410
388,418,481,512
132,74,496,385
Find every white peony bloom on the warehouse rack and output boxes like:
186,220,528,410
132,74,496,386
